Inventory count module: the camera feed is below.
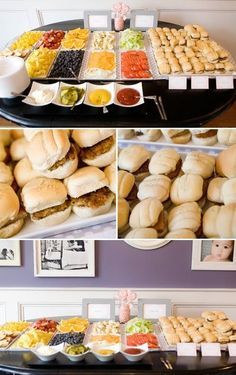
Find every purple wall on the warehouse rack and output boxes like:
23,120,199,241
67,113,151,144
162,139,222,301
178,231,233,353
0,240,235,288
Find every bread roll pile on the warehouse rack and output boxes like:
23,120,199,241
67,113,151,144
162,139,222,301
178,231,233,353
0,129,116,238
147,24,235,74
118,141,236,239
159,311,236,345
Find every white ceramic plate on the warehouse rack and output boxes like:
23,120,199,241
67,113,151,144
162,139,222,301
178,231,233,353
53,82,86,107
114,82,144,107
124,240,171,250
84,82,115,107
22,81,59,106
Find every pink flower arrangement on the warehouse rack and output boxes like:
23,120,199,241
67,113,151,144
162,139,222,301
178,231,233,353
112,2,130,20
116,288,137,307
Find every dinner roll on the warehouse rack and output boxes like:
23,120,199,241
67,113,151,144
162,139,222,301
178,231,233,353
125,228,158,239
0,162,13,185
149,149,181,178
222,179,236,205
118,198,130,233
203,204,236,238
137,175,171,202
216,145,236,178
118,170,135,198
217,129,236,145
168,202,202,233
10,137,28,161
0,142,6,162
161,129,191,144
135,129,162,141
118,145,150,173
165,229,196,239
207,177,228,203
129,198,163,228
170,174,204,205
182,152,215,179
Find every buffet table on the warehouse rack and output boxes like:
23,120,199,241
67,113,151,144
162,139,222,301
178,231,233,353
0,19,235,128
0,350,236,375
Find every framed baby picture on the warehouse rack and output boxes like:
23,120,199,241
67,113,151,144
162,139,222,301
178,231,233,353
84,10,112,31
191,240,236,271
130,9,158,31
82,299,115,321
138,299,172,321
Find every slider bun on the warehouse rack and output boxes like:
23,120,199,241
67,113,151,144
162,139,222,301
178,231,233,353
203,204,236,238
129,198,163,228
82,140,115,168
0,217,25,238
0,162,13,185
182,152,215,178
14,157,43,188
135,129,162,141
0,142,6,162
73,194,113,219
118,129,135,139
207,177,228,203
222,178,236,205
11,129,24,140
65,166,108,198
40,144,78,179
0,183,19,229
31,206,71,226
217,129,236,145
149,149,180,175
168,202,202,232
138,175,171,202
118,145,150,173
104,162,116,194
118,170,135,198
216,145,236,178
23,130,43,141
9,137,28,161
21,177,68,214
118,198,130,233
165,229,196,239
162,129,191,144
72,129,114,147
0,130,11,146
191,129,217,146
26,130,70,171
125,228,158,239
170,174,203,205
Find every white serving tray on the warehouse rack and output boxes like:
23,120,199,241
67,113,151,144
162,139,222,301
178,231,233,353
12,206,116,239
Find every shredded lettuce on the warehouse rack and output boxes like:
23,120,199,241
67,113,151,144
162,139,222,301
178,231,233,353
119,29,144,50
125,318,154,334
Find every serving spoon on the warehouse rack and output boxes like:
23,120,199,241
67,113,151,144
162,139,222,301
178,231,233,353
11,91,36,104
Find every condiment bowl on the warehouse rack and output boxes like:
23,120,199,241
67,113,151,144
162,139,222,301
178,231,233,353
53,82,86,107
22,81,59,106
84,82,115,107
121,344,148,362
32,343,63,362
90,342,120,362
61,345,90,362
114,82,144,107
0,56,30,98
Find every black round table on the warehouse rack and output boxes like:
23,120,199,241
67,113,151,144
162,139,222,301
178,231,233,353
0,350,236,375
0,19,235,128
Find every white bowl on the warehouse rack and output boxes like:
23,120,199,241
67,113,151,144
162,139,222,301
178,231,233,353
84,82,115,107
32,344,63,362
61,346,90,362
92,350,115,362
121,346,148,362
53,82,86,107
114,82,144,107
90,342,120,362
22,81,59,106
0,56,30,98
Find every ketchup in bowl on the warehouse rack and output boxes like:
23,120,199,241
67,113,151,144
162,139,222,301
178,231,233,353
117,88,140,106
123,348,143,355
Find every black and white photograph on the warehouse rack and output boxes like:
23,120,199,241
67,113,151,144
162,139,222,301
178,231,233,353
192,240,236,271
0,241,21,266
34,240,95,277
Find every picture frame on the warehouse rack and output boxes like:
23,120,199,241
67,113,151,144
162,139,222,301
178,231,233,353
34,240,95,277
191,240,236,271
0,241,21,266
138,298,172,321
84,10,112,31
130,9,158,31
82,298,115,321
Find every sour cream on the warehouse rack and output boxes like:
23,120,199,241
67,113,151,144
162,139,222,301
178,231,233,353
30,89,54,104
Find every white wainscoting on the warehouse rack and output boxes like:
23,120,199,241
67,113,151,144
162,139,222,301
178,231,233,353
0,288,236,322
0,0,236,57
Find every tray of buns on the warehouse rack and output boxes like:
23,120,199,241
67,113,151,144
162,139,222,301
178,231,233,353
118,134,236,239
157,312,236,351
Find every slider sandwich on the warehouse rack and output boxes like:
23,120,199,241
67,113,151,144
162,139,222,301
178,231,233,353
118,145,150,181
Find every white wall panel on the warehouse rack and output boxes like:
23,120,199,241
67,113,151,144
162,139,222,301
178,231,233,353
39,9,83,26
0,303,6,324
20,304,82,320
0,10,31,49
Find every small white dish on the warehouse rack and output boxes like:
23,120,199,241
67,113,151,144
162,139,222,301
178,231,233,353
84,82,115,107
53,82,86,107
121,344,148,362
32,343,63,362
114,82,144,107
61,345,90,362
91,342,120,362
22,81,59,106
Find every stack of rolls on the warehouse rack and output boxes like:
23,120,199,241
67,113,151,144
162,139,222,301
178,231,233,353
0,129,116,238
118,141,236,239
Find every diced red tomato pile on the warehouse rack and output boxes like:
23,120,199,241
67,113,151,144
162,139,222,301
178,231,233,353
121,51,152,79
41,30,65,49
32,318,58,333
127,333,159,349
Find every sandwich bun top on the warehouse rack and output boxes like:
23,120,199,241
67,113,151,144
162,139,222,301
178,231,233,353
149,149,180,175
222,178,236,205
64,166,108,198
10,137,28,161
0,183,19,228
207,177,228,204
125,228,158,239
118,145,150,173
104,162,116,194
182,151,215,179
23,130,43,141
72,129,114,148
11,129,24,140
138,174,171,202
170,174,203,205
168,202,201,232
14,157,43,188
21,177,68,214
129,198,163,229
0,130,11,146
26,130,70,171
216,145,236,178
217,129,236,145
0,142,6,162
135,129,162,141
0,162,13,185
203,204,236,238
118,129,135,139
118,198,130,231
165,229,196,239
118,170,135,198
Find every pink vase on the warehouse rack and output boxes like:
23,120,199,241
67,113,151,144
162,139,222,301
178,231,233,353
119,303,130,323
115,17,125,31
